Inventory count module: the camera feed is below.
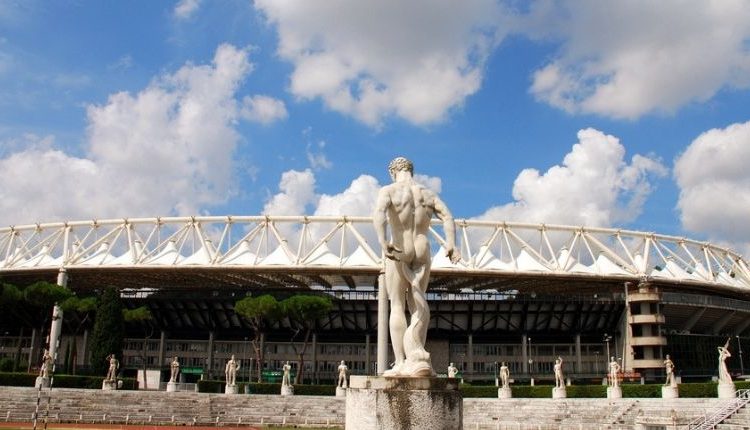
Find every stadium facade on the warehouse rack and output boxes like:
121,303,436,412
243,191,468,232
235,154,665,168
1,216,749,384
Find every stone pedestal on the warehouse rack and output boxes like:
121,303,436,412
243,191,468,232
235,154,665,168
607,386,622,399
718,382,736,399
345,375,462,430
661,385,678,399
552,386,567,399
102,380,117,391
225,384,238,394
336,386,347,397
35,377,50,389
166,381,178,392
281,385,294,396
498,387,512,399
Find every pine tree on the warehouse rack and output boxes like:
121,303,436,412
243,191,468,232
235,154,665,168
89,287,124,377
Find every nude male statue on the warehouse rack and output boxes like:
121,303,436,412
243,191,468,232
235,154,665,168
282,361,292,387
608,356,620,388
337,360,348,388
170,356,180,383
718,344,732,384
447,362,458,378
663,354,676,387
106,354,119,381
225,354,240,386
374,157,460,377
554,356,564,388
499,362,510,388
39,349,53,379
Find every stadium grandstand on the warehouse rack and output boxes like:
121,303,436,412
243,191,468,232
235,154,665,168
1,215,748,386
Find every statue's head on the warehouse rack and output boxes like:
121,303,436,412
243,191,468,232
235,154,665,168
231,354,235,359
388,157,413,180
666,354,670,359
341,360,345,365
449,362,454,367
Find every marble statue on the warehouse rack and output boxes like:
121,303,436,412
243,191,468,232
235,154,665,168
554,356,564,388
718,345,732,384
170,356,180,383
499,362,510,388
663,354,676,387
39,349,53,379
282,361,292,387
374,157,460,377
447,362,458,378
105,354,119,381
225,354,240,386
338,360,349,388
608,356,620,388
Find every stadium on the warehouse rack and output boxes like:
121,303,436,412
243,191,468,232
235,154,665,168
1,215,749,387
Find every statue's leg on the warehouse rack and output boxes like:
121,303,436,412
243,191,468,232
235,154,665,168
385,259,407,374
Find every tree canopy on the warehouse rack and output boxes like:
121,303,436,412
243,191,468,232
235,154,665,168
89,287,125,377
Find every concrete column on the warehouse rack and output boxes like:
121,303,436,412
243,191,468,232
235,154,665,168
365,334,371,375
467,334,474,380
522,335,528,374
207,331,215,379
28,328,38,373
312,333,318,384
377,273,388,375
157,330,166,367
48,305,63,369
80,329,88,367
575,333,582,374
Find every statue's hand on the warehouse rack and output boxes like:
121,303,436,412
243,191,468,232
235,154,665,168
384,243,402,261
446,247,461,264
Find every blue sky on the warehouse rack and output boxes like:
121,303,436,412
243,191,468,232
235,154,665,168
1,0,749,253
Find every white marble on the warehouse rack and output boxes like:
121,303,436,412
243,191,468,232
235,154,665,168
552,386,567,399
447,363,458,379
338,360,349,388
374,157,459,377
225,354,240,386
169,357,180,383
607,386,622,399
281,385,294,396
718,345,732,385
346,375,462,430
661,385,678,399
718,382,736,399
498,386,512,399
224,384,238,395
34,376,50,389
336,386,347,397
102,379,117,391
166,381,178,393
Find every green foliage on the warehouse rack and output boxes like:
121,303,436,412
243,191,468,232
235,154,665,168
235,295,282,326
0,283,22,306
89,287,125,376
60,295,97,314
0,358,14,372
22,281,73,309
0,372,137,389
0,372,36,386
123,306,153,322
281,295,333,328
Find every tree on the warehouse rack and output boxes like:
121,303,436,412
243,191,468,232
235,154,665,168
281,295,332,384
60,295,97,374
89,287,125,377
0,283,24,371
123,306,154,389
234,295,282,382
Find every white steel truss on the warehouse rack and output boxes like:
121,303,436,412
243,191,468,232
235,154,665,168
0,216,748,292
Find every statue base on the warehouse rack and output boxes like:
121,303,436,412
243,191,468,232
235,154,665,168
718,382,736,399
225,384,238,394
35,377,50,389
661,385,678,399
498,387,512,399
102,380,117,391
166,381,178,392
552,386,566,399
336,386,347,397
607,386,622,399
281,385,294,396
345,375,462,430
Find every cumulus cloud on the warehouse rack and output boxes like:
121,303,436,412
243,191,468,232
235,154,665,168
478,128,667,227
240,95,288,125
522,0,750,119
262,169,318,216
254,0,506,127
174,0,201,20
675,120,750,250
0,44,270,226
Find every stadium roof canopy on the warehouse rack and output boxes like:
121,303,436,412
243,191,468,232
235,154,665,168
0,216,748,299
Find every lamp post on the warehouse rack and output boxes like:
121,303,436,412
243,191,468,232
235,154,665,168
528,337,534,386
737,336,745,375
603,334,612,361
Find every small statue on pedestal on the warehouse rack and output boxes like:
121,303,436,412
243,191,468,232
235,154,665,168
663,355,676,387
499,362,510,389
39,350,53,379
170,356,180,383
281,361,294,396
447,362,458,379
225,354,240,386
337,360,349,388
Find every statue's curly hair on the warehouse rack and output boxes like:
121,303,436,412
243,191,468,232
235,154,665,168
388,157,413,176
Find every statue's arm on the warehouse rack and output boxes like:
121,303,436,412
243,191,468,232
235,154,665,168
432,196,460,263
373,188,396,259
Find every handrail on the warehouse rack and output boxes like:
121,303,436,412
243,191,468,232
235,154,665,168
687,388,750,429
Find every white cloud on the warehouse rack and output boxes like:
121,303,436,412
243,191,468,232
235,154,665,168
255,0,506,127
522,0,750,119
675,120,750,250
240,95,288,125
174,0,201,20
262,169,318,216
0,44,264,226
478,128,667,227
